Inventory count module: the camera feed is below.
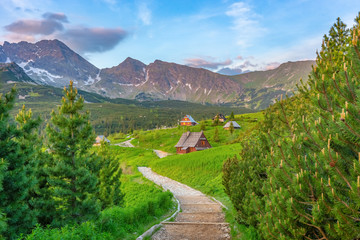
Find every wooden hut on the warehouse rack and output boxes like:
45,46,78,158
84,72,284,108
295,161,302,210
180,115,198,126
223,121,241,130
94,135,110,146
212,114,227,123
175,131,211,154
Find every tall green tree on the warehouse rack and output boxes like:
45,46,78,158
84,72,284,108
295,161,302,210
0,88,38,239
229,121,234,135
213,127,220,142
224,14,360,239
229,111,235,121
97,142,123,208
46,81,101,227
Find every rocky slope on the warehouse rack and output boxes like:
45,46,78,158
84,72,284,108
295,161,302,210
0,62,36,84
93,58,243,103
0,39,315,108
1,40,99,87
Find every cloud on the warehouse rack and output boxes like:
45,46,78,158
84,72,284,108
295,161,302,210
42,12,69,23
138,2,152,25
4,18,64,35
59,27,128,53
239,60,258,69
226,2,266,47
265,62,281,70
184,58,232,69
217,67,244,75
3,12,128,54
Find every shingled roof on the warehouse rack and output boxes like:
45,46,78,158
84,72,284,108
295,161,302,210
175,131,206,148
223,121,241,129
180,115,198,124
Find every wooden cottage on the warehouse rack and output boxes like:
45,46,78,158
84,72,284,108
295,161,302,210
212,113,227,123
223,121,241,130
180,115,198,126
94,135,110,146
175,131,212,154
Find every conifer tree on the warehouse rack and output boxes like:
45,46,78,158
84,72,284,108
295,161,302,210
200,121,206,131
229,121,234,135
97,142,123,208
46,81,101,227
224,14,360,240
229,111,235,120
0,88,38,238
213,127,220,142
213,114,220,126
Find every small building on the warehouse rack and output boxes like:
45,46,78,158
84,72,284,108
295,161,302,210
175,131,212,154
212,114,227,123
94,135,110,146
180,115,198,126
223,121,241,130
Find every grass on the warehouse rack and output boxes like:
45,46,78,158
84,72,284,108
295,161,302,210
117,112,264,239
129,112,264,154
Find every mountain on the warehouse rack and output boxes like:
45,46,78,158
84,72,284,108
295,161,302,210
227,60,315,109
91,58,243,103
0,39,315,108
1,40,99,87
231,60,315,89
0,62,36,84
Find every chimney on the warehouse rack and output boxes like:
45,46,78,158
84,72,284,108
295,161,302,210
186,131,190,137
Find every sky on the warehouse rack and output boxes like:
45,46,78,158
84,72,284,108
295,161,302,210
1,0,360,73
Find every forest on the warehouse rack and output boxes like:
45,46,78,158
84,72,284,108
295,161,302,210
223,15,360,239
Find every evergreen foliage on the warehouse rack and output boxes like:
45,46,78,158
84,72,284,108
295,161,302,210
229,121,234,135
96,142,123,209
200,121,206,131
229,111,235,120
213,127,220,142
0,88,39,239
223,14,360,239
46,81,101,227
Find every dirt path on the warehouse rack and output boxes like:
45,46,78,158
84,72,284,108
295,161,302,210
153,150,171,158
138,167,230,240
114,138,135,148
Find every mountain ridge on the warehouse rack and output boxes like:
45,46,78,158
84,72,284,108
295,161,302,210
0,39,315,109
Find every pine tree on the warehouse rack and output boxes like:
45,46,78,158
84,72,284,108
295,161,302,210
223,14,360,240
213,127,220,142
229,111,235,121
229,121,234,135
213,114,220,126
97,142,123,208
0,88,38,238
200,121,206,131
46,81,101,227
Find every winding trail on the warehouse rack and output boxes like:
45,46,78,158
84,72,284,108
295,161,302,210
138,167,230,240
114,138,135,148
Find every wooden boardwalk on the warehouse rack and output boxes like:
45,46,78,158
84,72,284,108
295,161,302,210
138,167,230,240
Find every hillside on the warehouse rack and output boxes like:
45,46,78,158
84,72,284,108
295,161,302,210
0,40,314,108
106,112,263,239
227,60,315,109
0,70,253,134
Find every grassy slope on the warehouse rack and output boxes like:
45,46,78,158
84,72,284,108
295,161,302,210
0,81,255,135
122,112,264,239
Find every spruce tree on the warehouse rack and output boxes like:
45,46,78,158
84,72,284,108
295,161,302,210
46,81,101,227
223,14,360,240
229,121,234,135
229,111,235,120
200,121,206,131
97,142,123,208
0,88,38,238
213,127,220,142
